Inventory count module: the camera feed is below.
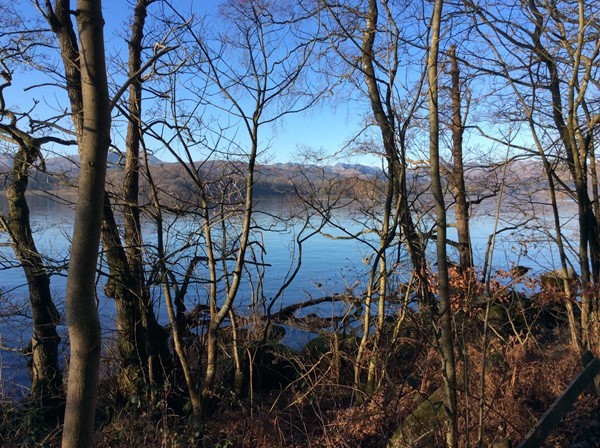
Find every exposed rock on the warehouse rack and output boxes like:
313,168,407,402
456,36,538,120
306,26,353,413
540,267,578,289
388,387,446,448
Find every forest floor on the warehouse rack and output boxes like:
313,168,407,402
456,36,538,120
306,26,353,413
2,284,600,447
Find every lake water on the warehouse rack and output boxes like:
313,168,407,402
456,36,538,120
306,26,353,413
0,193,578,395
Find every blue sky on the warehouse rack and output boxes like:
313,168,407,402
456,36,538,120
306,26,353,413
2,0,522,169
2,0,374,166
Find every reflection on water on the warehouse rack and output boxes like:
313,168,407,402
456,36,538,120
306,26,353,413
0,192,578,394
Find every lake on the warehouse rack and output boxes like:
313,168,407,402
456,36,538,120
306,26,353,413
0,193,578,395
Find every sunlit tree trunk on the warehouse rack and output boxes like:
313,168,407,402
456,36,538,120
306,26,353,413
526,0,599,347
202,128,257,408
591,142,600,342
61,0,111,446
541,157,580,349
323,0,430,393
174,0,320,416
448,46,472,272
47,0,174,399
353,0,391,395
428,0,457,445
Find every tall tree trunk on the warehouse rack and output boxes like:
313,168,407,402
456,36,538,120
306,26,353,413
591,142,600,228
353,0,389,394
359,0,427,290
101,0,172,398
347,0,429,392
543,160,580,349
2,140,62,405
590,141,600,342
101,201,153,396
202,128,258,408
102,198,172,400
61,0,110,446
448,46,472,271
428,1,457,446
528,0,598,347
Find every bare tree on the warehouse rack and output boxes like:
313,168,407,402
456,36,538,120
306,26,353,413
135,0,326,418
0,24,68,408
100,0,178,400
447,45,473,271
39,0,112,445
427,0,457,445
0,111,65,407
462,0,600,348
319,0,431,395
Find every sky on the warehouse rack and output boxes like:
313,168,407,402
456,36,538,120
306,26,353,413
2,0,521,169
105,0,364,164
1,0,375,167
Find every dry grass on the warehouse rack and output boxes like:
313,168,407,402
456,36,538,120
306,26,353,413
3,302,600,447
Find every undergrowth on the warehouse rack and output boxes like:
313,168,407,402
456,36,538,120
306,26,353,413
2,299,600,447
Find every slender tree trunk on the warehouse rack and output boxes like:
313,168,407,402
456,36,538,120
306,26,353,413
123,1,145,291
366,251,389,393
353,0,386,395
101,0,172,397
529,120,581,350
590,142,600,342
122,0,149,368
547,168,581,350
117,0,151,393
357,0,428,305
139,146,202,418
202,131,257,406
591,143,600,227
198,182,218,414
448,46,472,271
61,0,111,446
428,1,457,446
528,0,597,347
101,202,150,395
348,0,430,393
45,0,83,135
228,308,244,396
355,262,376,393
157,226,203,422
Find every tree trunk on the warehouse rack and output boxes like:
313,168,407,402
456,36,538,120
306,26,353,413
527,0,598,347
3,140,62,405
112,0,151,394
428,1,457,446
101,201,150,394
448,45,472,272
531,126,581,350
348,0,429,393
61,0,111,446
100,0,172,398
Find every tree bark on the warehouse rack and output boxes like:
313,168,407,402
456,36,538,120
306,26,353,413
61,0,111,446
2,139,62,405
44,0,83,135
327,0,430,392
101,0,172,398
428,1,457,446
448,45,472,272
527,0,598,347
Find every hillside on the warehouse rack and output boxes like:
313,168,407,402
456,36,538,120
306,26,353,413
0,152,384,198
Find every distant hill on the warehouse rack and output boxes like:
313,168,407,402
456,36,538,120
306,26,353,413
43,151,164,173
0,152,382,198
1,150,552,202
